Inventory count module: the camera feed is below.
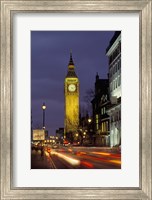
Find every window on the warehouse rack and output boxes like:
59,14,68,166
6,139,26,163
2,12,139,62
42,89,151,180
96,115,98,123
104,122,106,132
118,60,121,70
110,83,112,92
113,66,115,75
101,108,103,115
96,115,99,130
119,42,121,52
106,121,109,131
102,123,104,132
118,76,121,86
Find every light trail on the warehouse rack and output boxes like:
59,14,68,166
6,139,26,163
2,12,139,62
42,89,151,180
51,151,80,166
108,160,121,165
45,151,57,169
92,152,111,156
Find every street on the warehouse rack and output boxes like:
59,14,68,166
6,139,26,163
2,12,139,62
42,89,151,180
31,146,121,169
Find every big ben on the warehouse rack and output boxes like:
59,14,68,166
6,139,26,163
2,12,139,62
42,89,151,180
64,52,79,136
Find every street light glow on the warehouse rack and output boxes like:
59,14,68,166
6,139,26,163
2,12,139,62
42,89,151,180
88,118,92,123
42,105,46,110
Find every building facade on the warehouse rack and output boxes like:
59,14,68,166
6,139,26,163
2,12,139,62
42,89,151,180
56,127,64,144
64,52,79,136
79,113,94,146
99,95,110,146
106,31,121,147
91,74,110,146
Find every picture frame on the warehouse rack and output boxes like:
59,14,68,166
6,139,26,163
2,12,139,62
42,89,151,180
0,0,151,199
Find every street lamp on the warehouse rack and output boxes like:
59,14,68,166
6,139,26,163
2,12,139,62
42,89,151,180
88,118,92,123
88,118,92,132
83,131,86,139
42,102,46,129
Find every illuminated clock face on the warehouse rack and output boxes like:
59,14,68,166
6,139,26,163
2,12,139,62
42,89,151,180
68,84,76,92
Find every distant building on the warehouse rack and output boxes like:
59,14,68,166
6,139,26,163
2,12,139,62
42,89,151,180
45,130,49,138
91,74,110,146
56,128,64,144
56,128,64,138
106,31,121,147
79,113,94,146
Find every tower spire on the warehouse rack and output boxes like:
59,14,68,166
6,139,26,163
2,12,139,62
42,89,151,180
66,50,77,77
96,72,99,80
69,49,74,65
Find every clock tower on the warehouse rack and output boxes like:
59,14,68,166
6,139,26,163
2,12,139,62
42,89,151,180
64,52,79,136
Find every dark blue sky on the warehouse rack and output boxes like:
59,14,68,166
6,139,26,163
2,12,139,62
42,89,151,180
31,31,115,135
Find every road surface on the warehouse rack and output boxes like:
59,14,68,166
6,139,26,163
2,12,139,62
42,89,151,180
31,146,121,169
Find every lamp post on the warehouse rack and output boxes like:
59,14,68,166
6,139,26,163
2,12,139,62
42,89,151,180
42,102,46,129
87,118,92,145
88,118,92,132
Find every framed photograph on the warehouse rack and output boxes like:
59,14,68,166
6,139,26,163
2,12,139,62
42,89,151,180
31,30,121,171
0,0,151,199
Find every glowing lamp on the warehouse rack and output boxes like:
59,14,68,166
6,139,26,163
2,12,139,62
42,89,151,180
88,118,92,123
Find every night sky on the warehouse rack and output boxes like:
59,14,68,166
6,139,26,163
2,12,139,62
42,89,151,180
31,31,115,135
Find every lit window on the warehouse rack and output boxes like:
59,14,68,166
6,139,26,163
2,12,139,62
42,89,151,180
106,121,108,131
104,122,106,131
96,115,99,130
96,124,99,130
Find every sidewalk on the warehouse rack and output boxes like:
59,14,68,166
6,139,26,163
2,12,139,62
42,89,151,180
31,150,51,169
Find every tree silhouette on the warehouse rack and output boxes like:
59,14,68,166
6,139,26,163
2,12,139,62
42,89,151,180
83,88,95,116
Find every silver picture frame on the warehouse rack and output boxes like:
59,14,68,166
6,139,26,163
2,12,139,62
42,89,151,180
0,0,151,199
